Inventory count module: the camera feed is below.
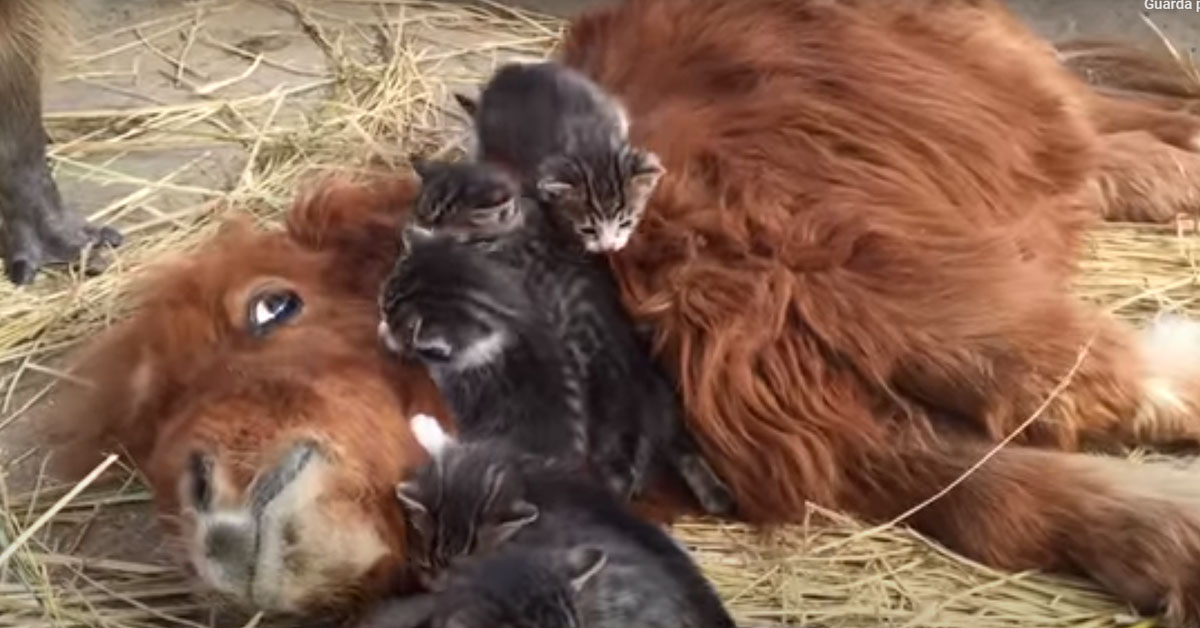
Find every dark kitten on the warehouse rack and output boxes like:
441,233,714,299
456,61,665,252
409,157,523,242
355,545,604,628
395,159,735,517
394,419,544,582
396,425,737,628
377,227,588,463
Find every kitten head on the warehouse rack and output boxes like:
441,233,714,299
395,417,540,588
363,547,606,628
410,158,524,242
436,547,607,628
536,145,664,253
378,226,531,372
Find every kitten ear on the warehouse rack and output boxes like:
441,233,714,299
536,178,575,202
452,92,479,116
630,150,665,190
400,224,436,254
395,480,428,515
478,498,539,550
497,499,539,538
356,594,437,628
558,546,608,593
409,155,433,180
410,413,455,457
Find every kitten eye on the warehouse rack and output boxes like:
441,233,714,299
247,288,304,337
618,218,634,229
578,225,598,237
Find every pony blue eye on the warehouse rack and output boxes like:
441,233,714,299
247,289,304,336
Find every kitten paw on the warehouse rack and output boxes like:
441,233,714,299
678,455,738,516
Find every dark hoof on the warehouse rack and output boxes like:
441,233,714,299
4,218,124,286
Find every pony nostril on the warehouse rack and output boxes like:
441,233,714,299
205,521,254,562
188,452,214,511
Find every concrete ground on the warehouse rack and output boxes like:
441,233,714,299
1,0,1198,624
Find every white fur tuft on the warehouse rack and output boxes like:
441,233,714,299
1142,314,1200,376
410,414,453,456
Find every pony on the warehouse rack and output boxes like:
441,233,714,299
45,0,1200,624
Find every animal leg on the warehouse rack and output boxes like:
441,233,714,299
1085,130,1200,224
1085,92,1200,152
0,21,121,285
665,429,736,517
854,443,1200,627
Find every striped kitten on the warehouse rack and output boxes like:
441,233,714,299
392,160,736,518
455,61,664,252
356,545,604,628
387,419,737,628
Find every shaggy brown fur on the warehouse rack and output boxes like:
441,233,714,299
560,0,1200,622
42,0,1200,623
0,0,121,285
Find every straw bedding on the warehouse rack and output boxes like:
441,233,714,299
0,1,1193,626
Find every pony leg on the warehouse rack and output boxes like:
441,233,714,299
1085,130,1200,224
851,443,1200,627
1084,92,1200,152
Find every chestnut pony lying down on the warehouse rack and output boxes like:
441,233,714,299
45,0,1200,623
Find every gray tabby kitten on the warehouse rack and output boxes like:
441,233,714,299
409,157,522,242
377,227,588,467
397,160,735,517
394,419,737,628
355,545,604,628
455,61,664,252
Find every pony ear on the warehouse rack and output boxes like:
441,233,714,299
286,174,419,253
40,319,161,479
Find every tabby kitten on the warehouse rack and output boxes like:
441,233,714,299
455,61,665,252
355,545,604,628
394,420,738,628
394,415,546,583
377,227,588,465
395,159,736,516
409,157,523,243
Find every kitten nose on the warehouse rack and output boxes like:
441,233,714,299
597,227,628,252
